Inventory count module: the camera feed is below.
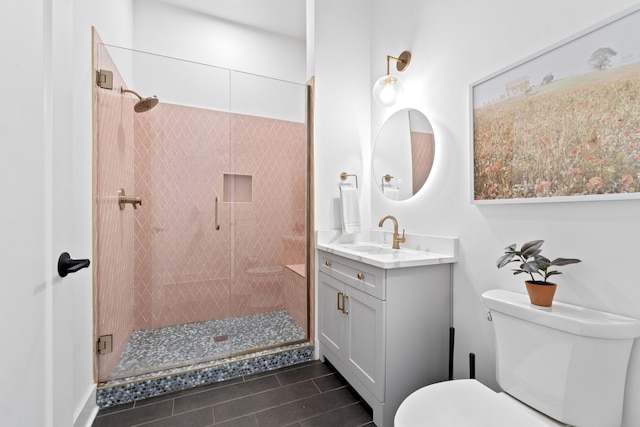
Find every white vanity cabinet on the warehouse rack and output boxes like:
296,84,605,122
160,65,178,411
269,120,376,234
318,249,451,427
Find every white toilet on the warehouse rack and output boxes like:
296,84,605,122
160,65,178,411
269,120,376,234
395,289,640,427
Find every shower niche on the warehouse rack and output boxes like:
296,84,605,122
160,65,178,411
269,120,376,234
92,29,310,392
223,173,253,203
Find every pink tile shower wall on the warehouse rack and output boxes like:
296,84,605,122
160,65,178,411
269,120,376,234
133,105,306,330
229,114,306,318
410,131,435,195
93,34,137,382
133,105,232,330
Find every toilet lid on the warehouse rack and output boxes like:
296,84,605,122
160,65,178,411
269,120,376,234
394,379,563,427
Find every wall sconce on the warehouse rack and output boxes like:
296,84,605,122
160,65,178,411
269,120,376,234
372,50,412,106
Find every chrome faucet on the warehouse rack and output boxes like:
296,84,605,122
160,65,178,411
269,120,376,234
378,215,406,249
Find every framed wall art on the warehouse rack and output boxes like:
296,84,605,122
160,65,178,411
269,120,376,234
471,5,640,204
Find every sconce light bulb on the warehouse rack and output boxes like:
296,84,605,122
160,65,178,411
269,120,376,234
373,74,403,106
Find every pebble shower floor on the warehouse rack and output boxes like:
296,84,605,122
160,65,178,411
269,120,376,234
97,310,312,408
110,310,306,379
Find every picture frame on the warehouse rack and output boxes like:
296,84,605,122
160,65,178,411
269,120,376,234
470,5,640,204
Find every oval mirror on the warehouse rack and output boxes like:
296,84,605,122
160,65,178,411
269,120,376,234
373,109,435,200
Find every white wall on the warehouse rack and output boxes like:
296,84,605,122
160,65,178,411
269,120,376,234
132,0,306,84
365,0,640,425
313,0,372,231
1,1,48,425
306,0,316,82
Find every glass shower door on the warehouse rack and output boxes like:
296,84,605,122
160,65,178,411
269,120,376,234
226,71,308,347
94,40,308,383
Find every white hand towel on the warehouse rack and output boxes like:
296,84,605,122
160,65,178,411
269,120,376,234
383,186,400,201
339,186,362,234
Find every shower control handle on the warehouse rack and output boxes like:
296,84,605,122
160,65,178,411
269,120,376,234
118,188,142,210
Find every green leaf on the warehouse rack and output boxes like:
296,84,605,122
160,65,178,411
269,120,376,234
546,270,562,277
496,253,515,268
551,258,581,266
534,256,551,268
521,240,544,257
503,243,517,252
521,261,539,273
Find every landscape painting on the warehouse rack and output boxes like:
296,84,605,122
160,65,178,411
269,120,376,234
471,6,640,203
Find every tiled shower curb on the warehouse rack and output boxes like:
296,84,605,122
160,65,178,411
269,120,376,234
96,343,315,408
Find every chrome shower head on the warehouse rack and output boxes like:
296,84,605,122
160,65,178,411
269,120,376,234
121,88,159,113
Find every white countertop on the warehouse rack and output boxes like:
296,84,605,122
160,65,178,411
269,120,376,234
316,230,458,269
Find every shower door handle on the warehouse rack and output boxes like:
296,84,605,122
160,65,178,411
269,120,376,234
215,196,220,230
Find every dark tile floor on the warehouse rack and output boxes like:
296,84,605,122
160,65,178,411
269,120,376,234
93,360,374,427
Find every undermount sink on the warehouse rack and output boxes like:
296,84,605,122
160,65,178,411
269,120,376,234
339,244,397,255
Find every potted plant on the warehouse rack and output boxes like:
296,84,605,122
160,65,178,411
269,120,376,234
496,240,581,307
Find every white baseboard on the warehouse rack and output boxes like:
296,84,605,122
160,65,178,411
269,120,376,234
73,386,98,427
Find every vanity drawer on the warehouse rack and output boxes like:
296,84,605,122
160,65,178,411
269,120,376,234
319,251,385,300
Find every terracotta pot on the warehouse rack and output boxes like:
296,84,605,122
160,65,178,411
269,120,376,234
525,281,557,307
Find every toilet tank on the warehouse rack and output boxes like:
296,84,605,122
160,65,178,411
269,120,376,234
482,289,640,427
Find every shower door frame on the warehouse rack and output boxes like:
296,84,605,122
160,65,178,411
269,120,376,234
92,39,314,384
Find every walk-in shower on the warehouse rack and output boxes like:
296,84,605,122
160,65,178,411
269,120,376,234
92,30,310,398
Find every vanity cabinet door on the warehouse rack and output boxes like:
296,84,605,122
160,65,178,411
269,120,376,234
320,269,386,402
343,284,386,402
318,271,345,355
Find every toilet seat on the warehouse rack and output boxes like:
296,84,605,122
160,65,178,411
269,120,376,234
394,379,564,427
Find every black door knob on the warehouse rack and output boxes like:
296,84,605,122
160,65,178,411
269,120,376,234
58,252,91,277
